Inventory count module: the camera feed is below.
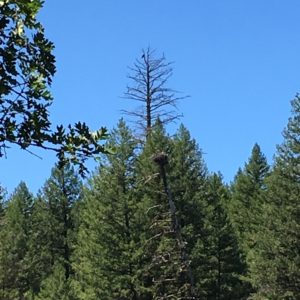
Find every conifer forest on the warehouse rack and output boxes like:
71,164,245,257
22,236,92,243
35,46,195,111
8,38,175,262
1,1,300,299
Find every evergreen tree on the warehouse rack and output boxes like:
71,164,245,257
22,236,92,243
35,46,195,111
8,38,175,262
136,121,196,299
72,120,145,299
247,95,300,299
0,182,33,299
168,124,211,297
42,164,82,280
192,174,246,300
229,143,269,252
36,263,70,300
22,164,82,298
170,124,208,254
166,124,247,298
24,196,56,296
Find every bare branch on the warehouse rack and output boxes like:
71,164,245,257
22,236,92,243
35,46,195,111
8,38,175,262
122,47,187,135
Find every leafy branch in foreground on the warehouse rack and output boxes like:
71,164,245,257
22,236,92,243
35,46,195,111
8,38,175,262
0,0,109,175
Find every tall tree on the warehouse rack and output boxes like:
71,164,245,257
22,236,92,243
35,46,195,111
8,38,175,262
0,0,108,175
22,164,82,299
24,196,55,296
192,174,247,300
136,121,195,299
247,95,300,299
71,120,146,299
123,47,186,134
0,182,33,299
167,124,211,297
170,124,208,252
229,143,269,252
42,164,82,279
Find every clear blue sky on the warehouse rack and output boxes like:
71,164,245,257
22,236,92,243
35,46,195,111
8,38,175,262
1,0,300,195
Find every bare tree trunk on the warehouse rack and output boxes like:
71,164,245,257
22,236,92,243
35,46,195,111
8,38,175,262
145,54,152,133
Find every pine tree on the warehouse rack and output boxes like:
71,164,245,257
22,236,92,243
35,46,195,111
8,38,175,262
36,263,70,300
136,121,196,299
168,124,211,297
247,95,300,299
229,143,269,252
192,174,246,300
170,124,208,253
23,164,82,298
0,182,33,299
42,164,82,280
24,196,56,296
71,120,146,299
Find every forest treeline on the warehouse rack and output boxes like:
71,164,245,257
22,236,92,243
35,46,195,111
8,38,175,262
1,92,300,299
1,2,300,299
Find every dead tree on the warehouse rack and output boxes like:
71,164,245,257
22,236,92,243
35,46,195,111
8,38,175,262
122,47,187,135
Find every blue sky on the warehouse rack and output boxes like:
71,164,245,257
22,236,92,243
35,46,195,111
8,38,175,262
1,1,300,195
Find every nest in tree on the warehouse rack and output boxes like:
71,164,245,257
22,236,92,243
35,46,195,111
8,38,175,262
152,152,168,166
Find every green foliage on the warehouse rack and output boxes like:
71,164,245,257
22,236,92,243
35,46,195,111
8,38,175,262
229,143,269,251
1,24,300,298
228,144,270,297
0,182,33,299
170,124,208,253
0,0,55,151
193,174,247,300
247,96,300,299
24,197,55,295
72,120,146,299
21,164,82,298
0,0,109,175
136,121,197,299
0,111,298,299
36,263,71,300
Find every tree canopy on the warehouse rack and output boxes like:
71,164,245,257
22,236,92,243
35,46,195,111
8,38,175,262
1,4,300,299
0,0,109,175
